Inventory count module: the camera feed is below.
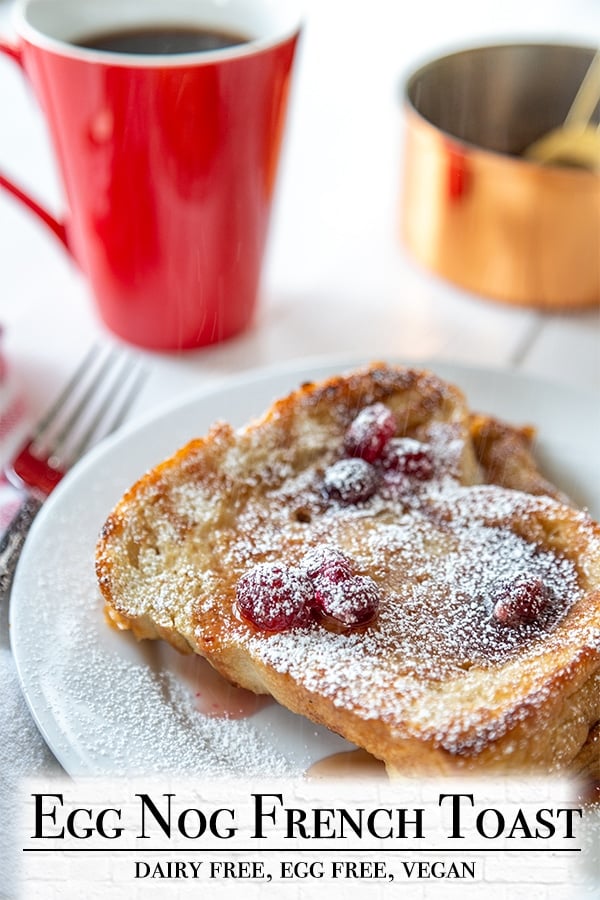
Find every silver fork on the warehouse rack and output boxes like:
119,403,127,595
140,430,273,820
0,345,145,599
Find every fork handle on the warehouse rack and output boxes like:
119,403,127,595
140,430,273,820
0,494,44,601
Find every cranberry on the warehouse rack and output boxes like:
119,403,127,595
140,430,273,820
323,458,379,504
490,575,551,626
314,575,381,627
344,403,397,463
381,438,434,481
236,562,314,632
301,546,355,582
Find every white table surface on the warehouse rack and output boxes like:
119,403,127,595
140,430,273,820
0,0,599,896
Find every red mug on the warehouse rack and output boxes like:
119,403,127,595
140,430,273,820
0,0,302,350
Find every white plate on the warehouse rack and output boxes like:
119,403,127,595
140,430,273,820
9,357,600,777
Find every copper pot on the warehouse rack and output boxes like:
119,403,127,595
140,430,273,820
401,43,600,310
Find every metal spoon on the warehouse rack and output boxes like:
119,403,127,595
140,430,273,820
524,48,600,170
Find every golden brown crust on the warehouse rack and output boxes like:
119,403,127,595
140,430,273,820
96,363,600,775
570,717,600,782
469,412,571,503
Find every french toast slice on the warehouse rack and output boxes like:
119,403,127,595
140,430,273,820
96,364,600,774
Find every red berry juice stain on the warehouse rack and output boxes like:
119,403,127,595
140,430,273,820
171,652,272,719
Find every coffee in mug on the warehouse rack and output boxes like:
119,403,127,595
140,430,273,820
75,25,251,55
0,0,302,350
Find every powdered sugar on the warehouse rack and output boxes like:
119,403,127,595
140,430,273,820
229,472,597,756
53,644,295,776
314,574,380,626
323,457,379,503
114,412,599,761
236,561,313,630
13,505,300,777
97,369,600,766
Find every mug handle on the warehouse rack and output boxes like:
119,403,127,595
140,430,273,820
0,39,70,252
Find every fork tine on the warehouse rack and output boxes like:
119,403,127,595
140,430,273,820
32,343,101,440
98,362,147,439
40,347,120,461
66,357,146,465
